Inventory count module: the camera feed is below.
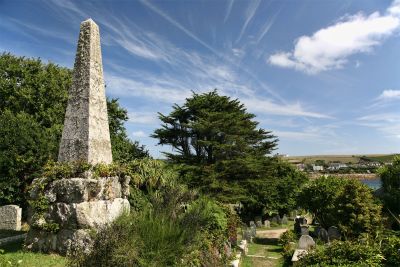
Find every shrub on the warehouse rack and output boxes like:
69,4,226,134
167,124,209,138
298,240,383,267
279,230,297,262
298,176,382,238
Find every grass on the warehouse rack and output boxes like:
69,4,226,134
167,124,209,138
0,240,66,267
286,154,397,164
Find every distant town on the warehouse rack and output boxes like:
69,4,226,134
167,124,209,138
281,154,398,175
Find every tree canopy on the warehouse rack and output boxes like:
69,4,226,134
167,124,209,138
153,90,307,216
0,53,147,208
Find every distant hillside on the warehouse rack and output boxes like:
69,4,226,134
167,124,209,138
285,154,398,164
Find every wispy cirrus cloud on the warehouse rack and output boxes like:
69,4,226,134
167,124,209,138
236,0,261,43
358,113,400,138
268,0,400,74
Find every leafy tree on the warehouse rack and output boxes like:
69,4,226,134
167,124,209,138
153,90,277,164
0,52,147,208
153,90,306,216
298,176,382,237
378,156,400,218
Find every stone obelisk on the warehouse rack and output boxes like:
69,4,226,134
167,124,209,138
58,18,112,164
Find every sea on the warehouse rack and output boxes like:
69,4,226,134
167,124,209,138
360,178,381,190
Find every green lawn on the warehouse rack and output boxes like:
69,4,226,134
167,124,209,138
0,240,66,267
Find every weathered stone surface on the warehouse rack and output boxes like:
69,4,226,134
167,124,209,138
0,205,22,230
317,227,329,243
58,18,112,164
25,228,93,256
75,198,129,228
51,177,122,203
264,220,270,228
291,249,308,262
300,225,309,235
298,235,315,250
281,215,288,225
328,226,341,240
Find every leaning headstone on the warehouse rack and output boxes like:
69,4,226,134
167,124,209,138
328,226,341,241
25,19,130,256
298,235,315,250
318,228,329,243
0,205,22,231
281,215,288,225
300,225,309,235
264,220,270,228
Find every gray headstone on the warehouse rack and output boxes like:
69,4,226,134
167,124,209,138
250,225,257,237
58,18,112,164
271,215,280,224
264,220,270,228
298,235,315,250
328,226,341,240
0,205,22,231
318,228,329,243
243,229,252,242
249,221,256,227
256,220,262,228
281,215,288,225
300,225,309,235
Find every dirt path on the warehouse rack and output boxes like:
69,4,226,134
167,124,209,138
256,228,288,239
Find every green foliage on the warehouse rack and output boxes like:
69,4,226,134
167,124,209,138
68,198,231,267
153,90,306,216
279,230,297,262
298,176,382,238
0,111,57,206
0,53,147,209
298,240,383,267
153,90,277,164
378,155,400,217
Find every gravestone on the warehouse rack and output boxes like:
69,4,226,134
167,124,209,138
264,220,270,228
254,216,262,227
243,228,252,243
25,19,130,256
298,235,315,250
328,226,341,241
281,215,288,225
300,225,309,235
0,205,22,231
250,225,257,237
271,215,280,224
294,219,301,234
249,221,256,227
318,228,329,243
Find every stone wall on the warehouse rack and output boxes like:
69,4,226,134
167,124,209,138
25,175,130,255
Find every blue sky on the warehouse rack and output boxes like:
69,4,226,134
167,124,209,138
1,0,400,157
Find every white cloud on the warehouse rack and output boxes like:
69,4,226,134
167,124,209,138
268,0,400,74
132,131,147,138
128,112,158,124
242,98,332,118
378,89,400,100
